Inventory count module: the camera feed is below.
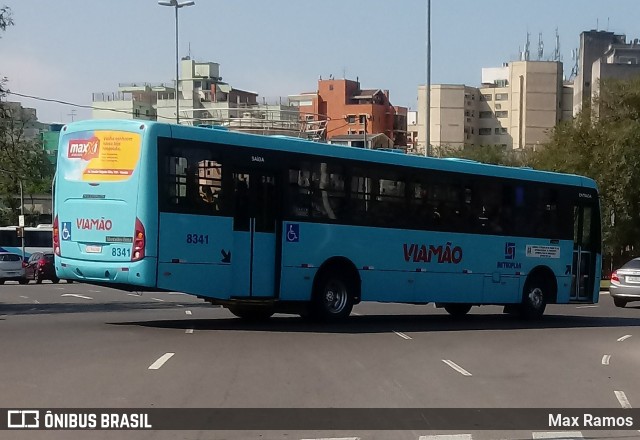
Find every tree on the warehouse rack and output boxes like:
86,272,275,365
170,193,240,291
439,144,532,167
532,76,640,269
0,5,13,96
0,6,54,225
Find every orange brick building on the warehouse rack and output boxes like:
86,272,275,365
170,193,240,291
290,78,407,147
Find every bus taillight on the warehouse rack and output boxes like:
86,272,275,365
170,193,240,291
53,215,60,256
132,217,146,261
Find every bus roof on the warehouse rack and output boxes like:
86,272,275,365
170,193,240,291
61,119,598,191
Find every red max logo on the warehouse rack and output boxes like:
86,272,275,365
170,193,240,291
68,137,100,160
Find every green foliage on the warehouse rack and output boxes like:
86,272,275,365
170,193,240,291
533,76,640,266
0,107,55,225
0,5,12,33
0,5,12,95
439,144,532,167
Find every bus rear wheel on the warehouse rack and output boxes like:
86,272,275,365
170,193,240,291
444,303,472,317
228,305,274,321
520,277,548,319
311,272,354,321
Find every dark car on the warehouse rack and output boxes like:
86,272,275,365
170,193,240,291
24,252,59,284
610,257,640,307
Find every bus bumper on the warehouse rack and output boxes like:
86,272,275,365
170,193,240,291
55,256,157,288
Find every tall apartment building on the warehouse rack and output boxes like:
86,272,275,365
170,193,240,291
573,30,640,116
288,78,408,148
416,60,570,154
92,59,301,136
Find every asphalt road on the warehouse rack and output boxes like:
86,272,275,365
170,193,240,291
1,281,639,440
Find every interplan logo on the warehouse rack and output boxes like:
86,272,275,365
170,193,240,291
7,410,40,428
504,242,516,260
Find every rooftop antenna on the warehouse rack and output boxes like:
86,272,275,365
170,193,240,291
570,48,579,79
188,42,192,60
342,67,346,79
67,109,76,122
521,32,531,61
553,28,561,61
538,32,544,60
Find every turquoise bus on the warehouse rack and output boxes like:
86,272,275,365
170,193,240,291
0,225,53,258
53,120,601,320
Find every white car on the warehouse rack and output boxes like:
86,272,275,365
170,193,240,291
0,252,27,284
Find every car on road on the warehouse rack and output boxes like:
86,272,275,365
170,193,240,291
24,252,59,284
610,257,640,307
0,252,27,284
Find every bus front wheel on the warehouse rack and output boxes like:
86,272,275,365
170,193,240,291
228,305,274,321
520,277,548,319
312,272,355,321
444,303,472,317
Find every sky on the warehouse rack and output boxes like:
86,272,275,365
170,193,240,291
2,0,640,124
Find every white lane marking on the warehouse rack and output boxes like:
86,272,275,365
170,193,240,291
442,359,473,376
168,292,186,295
54,287,65,290
617,335,632,342
602,355,611,365
185,310,192,315
61,294,93,300
127,293,139,297
88,290,101,293
352,312,362,316
33,300,40,304
615,390,632,409
151,297,165,302
301,438,361,440
148,353,175,370
532,432,583,439
393,331,411,340
19,296,29,299
175,304,185,307
419,435,472,440
576,305,598,309
600,291,610,295
185,329,194,334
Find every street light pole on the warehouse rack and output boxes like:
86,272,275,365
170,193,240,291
19,179,24,261
158,0,195,125
425,0,431,157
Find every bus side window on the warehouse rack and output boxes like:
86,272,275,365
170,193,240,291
288,168,311,217
166,156,188,206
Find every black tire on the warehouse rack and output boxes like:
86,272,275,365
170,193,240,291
67,280,74,284
34,271,42,284
444,303,472,317
613,297,627,308
0,279,4,285
18,277,28,285
52,277,60,284
311,271,355,321
520,276,548,319
228,306,274,321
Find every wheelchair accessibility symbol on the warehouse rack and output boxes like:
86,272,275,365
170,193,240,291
286,224,299,242
61,222,72,241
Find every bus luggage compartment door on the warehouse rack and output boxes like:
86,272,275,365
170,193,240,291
231,171,278,298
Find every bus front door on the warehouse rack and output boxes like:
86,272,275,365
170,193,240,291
571,203,597,301
231,171,279,298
